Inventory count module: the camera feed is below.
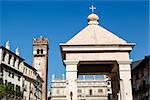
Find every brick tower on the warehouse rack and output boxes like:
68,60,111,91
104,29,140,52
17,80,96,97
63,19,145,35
33,35,48,100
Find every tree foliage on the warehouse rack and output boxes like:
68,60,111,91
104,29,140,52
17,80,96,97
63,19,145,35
0,84,6,98
0,83,23,99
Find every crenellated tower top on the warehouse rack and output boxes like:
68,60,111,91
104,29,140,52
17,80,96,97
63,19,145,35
33,35,48,45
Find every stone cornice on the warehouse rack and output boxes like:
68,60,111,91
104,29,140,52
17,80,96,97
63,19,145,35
117,59,133,64
63,60,79,65
60,43,135,52
60,43,135,46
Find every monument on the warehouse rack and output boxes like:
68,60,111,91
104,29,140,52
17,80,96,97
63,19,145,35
60,5,135,100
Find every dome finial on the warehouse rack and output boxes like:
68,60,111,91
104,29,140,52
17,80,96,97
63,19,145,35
88,5,99,25
88,13,99,25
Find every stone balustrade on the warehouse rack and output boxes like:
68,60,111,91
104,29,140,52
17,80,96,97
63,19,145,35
1,48,23,73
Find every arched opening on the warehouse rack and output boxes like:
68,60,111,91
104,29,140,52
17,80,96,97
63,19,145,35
37,49,40,54
76,61,119,100
40,49,43,54
89,89,92,95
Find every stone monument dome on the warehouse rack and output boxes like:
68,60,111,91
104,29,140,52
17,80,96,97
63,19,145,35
88,13,99,25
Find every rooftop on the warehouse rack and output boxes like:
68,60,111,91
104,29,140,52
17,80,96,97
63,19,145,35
66,12,129,45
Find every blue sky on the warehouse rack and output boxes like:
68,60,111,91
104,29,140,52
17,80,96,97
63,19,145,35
0,0,149,90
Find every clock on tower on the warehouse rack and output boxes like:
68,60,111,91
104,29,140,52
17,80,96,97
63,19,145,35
32,35,48,100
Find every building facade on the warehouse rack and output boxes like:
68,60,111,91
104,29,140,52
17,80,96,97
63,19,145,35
22,62,43,100
48,75,111,100
132,56,150,100
0,41,43,100
32,36,49,100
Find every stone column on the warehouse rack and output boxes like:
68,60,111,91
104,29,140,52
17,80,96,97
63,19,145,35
118,61,133,100
64,60,78,100
118,91,121,100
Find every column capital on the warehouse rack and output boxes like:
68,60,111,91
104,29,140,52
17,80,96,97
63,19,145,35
117,59,132,65
64,60,79,65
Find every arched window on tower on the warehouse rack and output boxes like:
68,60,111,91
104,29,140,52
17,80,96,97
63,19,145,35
37,49,40,54
40,49,43,54
107,81,110,85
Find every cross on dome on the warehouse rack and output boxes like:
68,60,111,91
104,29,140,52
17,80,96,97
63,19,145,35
89,5,96,13
88,5,99,25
